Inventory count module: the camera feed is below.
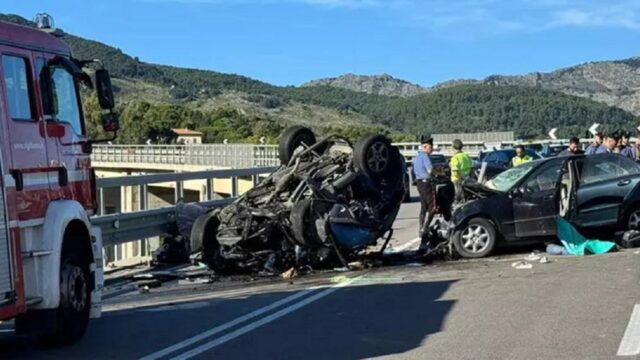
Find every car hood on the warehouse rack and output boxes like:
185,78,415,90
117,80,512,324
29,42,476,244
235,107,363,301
462,180,503,199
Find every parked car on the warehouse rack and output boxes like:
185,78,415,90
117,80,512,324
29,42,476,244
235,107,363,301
475,148,543,180
450,153,640,258
539,144,568,158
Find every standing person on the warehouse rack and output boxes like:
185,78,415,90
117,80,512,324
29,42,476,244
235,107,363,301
596,133,618,154
412,137,435,238
621,131,637,159
559,137,585,156
585,133,604,155
512,145,533,166
450,139,473,203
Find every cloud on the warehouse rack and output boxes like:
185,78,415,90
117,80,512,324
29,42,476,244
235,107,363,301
135,0,640,35
549,2,640,30
399,0,640,40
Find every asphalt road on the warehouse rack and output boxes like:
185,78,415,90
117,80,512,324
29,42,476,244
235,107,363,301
2,191,640,359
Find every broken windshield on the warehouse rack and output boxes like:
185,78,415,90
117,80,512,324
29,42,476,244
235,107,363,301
485,161,537,192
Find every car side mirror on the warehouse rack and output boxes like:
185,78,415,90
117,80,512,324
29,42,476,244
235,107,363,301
511,187,525,198
95,69,115,110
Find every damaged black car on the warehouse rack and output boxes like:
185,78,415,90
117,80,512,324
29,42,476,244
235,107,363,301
189,126,407,274
450,153,640,258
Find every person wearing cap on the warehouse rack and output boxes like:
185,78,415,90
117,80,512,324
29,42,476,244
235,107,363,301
412,137,436,239
450,139,473,203
559,137,585,156
596,133,619,154
512,145,533,166
585,133,604,155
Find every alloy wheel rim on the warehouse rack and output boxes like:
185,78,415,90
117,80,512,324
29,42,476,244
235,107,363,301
461,224,490,253
366,142,389,173
629,211,640,230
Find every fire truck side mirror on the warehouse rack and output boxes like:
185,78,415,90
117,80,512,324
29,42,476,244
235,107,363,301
95,69,115,110
39,66,56,116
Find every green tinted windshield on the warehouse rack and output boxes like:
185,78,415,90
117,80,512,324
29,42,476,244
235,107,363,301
486,161,537,192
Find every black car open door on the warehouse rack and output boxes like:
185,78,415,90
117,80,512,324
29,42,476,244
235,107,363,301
512,158,572,239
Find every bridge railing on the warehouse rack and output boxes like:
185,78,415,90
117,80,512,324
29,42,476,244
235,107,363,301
93,139,585,169
92,144,280,168
92,166,277,264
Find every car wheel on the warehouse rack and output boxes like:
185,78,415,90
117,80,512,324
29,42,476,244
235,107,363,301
353,134,396,181
195,212,231,273
452,218,497,258
627,206,640,230
290,199,323,247
278,126,316,165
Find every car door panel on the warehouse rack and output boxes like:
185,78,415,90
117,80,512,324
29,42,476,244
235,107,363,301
573,156,640,228
512,159,566,239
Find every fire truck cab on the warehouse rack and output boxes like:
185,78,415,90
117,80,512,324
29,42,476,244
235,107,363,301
0,16,118,344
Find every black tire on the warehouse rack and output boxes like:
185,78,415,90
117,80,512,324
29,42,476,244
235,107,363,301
290,199,322,247
195,212,230,273
190,211,219,253
353,134,395,180
624,204,640,230
278,126,316,165
452,218,497,258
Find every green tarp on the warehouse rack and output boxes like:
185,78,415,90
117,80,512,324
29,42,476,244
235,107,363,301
556,217,616,256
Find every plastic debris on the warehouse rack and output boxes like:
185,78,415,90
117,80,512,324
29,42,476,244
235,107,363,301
557,218,616,256
546,244,569,256
524,252,542,262
539,256,550,264
511,261,533,270
178,278,213,285
281,267,298,279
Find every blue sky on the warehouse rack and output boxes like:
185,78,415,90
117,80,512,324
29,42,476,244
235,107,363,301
4,0,640,86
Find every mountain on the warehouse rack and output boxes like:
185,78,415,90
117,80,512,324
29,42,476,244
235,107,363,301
303,73,428,97
1,13,637,144
310,61,640,116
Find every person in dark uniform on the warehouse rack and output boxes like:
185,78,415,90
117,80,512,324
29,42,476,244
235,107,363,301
412,137,436,239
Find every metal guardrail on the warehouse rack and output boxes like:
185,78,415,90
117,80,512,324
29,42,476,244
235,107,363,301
92,166,277,248
92,139,584,169
92,144,280,168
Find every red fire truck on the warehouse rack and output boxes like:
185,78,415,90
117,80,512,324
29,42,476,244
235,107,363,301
0,14,118,344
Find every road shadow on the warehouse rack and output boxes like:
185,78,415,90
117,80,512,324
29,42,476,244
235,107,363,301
0,279,457,360
206,279,457,360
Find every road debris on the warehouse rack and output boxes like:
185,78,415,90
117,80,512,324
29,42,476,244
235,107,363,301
281,267,298,279
511,261,533,270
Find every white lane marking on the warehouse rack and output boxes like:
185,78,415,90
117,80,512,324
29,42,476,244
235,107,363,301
139,289,314,360
617,304,640,356
386,237,421,254
169,276,362,360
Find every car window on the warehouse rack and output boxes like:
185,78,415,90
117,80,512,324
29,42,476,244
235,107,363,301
580,155,640,185
2,55,33,120
429,155,446,164
51,66,84,135
524,164,561,193
486,161,537,192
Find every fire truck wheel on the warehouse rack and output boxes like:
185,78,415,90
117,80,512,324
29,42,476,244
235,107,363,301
14,239,91,345
51,240,92,345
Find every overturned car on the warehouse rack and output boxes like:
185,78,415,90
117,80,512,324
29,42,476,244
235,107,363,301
190,126,407,273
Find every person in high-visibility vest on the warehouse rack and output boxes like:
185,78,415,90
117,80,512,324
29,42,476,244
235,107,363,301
512,145,533,167
450,139,473,203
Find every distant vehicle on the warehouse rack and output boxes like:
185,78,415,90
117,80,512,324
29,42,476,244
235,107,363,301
475,149,543,180
539,144,569,158
450,154,640,258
